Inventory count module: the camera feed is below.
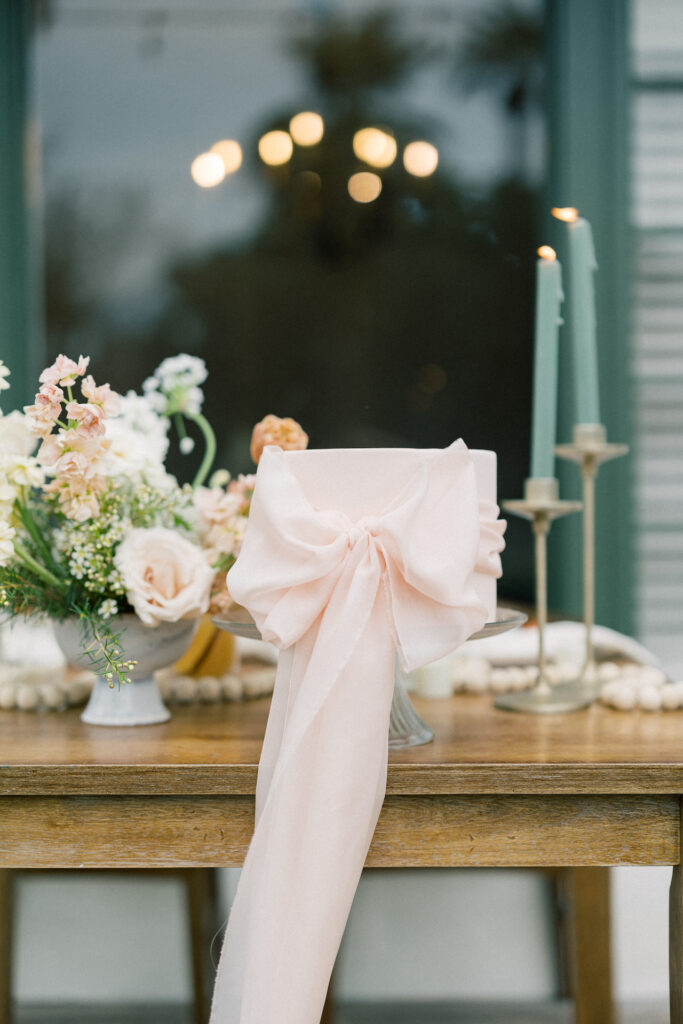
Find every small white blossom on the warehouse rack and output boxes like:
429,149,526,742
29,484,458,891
98,599,118,620
209,469,231,488
144,354,207,416
179,436,195,454
0,361,10,392
105,391,174,488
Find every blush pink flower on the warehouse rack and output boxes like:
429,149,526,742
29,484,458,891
39,354,90,388
66,401,105,438
37,434,63,467
61,486,102,522
227,473,256,514
250,415,308,465
55,450,89,478
45,475,105,521
194,486,241,526
81,375,120,417
24,385,64,437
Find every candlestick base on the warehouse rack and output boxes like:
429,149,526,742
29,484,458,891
503,477,583,523
555,423,629,468
494,674,592,714
498,478,585,715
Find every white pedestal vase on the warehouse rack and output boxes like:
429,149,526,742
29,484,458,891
53,614,197,726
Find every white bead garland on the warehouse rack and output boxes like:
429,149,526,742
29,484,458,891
430,656,682,711
598,664,683,711
0,666,94,713
0,661,277,713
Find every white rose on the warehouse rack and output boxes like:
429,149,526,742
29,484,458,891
0,411,37,457
115,526,214,627
6,456,44,488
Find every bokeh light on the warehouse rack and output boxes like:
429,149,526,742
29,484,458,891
289,111,324,147
210,139,243,175
352,128,397,168
190,152,225,188
551,207,579,222
258,130,294,166
403,141,439,177
348,172,382,203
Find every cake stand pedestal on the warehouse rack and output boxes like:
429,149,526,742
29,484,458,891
214,608,527,747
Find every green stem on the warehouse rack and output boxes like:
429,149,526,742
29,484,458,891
186,412,217,489
174,413,187,440
15,499,58,570
13,542,63,589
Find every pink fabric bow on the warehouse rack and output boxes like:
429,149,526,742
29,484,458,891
210,440,505,1024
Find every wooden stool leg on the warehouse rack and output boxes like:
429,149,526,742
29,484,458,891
185,868,221,1024
671,860,683,1023
564,867,614,1024
0,871,13,1024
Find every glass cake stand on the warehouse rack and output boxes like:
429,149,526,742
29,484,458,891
213,607,527,749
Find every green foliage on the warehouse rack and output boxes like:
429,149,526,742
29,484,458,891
0,478,197,687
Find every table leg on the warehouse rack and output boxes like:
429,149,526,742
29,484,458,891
563,867,614,1024
0,870,12,1024
670,859,683,1023
185,868,221,1024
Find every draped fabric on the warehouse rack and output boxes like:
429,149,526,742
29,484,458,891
210,440,506,1024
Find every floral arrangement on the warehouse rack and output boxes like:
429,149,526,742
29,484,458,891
0,352,308,687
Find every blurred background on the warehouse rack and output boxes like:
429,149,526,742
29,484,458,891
1,0,682,1017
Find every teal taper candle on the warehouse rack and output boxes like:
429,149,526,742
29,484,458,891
530,246,564,480
552,207,600,424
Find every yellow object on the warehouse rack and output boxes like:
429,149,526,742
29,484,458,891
173,616,235,677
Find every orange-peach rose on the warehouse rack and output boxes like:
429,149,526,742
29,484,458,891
250,414,308,465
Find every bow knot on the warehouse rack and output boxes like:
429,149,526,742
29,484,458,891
347,514,380,548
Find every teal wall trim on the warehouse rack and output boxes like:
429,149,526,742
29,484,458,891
0,0,42,408
545,0,634,633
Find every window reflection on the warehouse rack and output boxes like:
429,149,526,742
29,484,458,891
37,0,545,600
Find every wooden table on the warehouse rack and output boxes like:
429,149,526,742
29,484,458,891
1,694,682,1021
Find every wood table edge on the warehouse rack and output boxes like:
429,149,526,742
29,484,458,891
2,762,683,796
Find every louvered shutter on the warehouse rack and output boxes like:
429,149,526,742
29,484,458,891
632,0,683,672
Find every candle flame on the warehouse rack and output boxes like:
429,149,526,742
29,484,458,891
551,206,579,222
537,245,557,261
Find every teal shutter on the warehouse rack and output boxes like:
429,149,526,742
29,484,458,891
546,0,634,635
0,0,42,409
629,0,683,673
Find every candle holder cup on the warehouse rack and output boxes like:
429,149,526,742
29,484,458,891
555,423,629,697
495,477,586,714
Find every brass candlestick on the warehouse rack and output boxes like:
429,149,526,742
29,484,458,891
495,478,586,714
555,423,629,694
